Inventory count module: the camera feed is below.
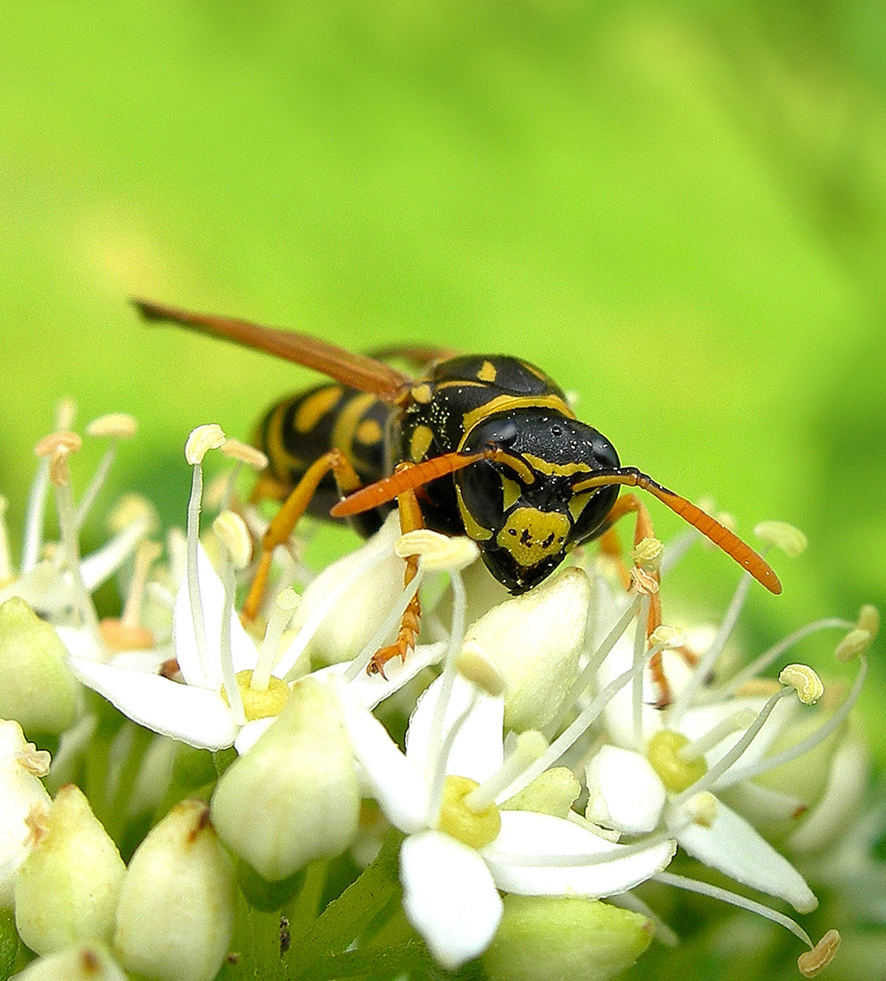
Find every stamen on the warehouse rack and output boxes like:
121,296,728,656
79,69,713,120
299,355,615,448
75,414,138,528
711,618,854,701
184,425,226,678
213,513,247,727
631,536,663,573
424,569,469,813
16,743,52,777
0,495,11,584
632,594,651,749
464,731,547,813
720,655,868,790
678,708,758,762
40,439,104,650
671,686,797,807
21,457,50,574
100,539,162,651
669,570,754,725
496,636,662,803
219,439,268,511
654,870,815,948
546,594,643,738
252,588,300,692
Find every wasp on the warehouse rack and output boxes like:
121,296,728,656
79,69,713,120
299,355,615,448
135,299,780,671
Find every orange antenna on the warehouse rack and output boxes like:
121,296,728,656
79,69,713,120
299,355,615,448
570,468,782,595
330,450,489,518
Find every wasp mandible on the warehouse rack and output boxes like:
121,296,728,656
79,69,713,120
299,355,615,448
135,300,780,671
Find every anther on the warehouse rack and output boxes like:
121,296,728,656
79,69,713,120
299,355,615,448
86,413,138,439
779,664,824,705
395,529,479,571
631,536,663,573
213,510,252,570
185,424,226,465
797,928,840,978
458,640,507,697
754,521,808,558
221,439,269,470
34,430,82,458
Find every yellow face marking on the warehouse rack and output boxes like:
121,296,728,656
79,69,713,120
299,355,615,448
456,485,493,541
459,394,576,440
496,508,570,568
500,475,522,512
355,418,383,445
568,490,595,525
409,424,435,462
331,392,379,460
477,360,498,383
410,382,434,404
294,386,343,434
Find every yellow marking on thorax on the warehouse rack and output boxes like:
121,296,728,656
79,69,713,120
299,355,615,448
477,360,498,383
410,382,434,404
355,418,384,445
294,386,344,434
331,392,380,462
459,394,576,442
263,400,299,475
496,508,570,568
409,424,435,462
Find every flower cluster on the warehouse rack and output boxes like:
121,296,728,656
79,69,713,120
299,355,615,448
0,406,877,981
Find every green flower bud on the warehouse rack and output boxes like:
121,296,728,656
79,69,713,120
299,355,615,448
464,568,590,732
501,767,581,819
14,784,125,955
210,677,359,881
0,598,78,735
8,944,128,981
483,895,653,981
114,799,235,981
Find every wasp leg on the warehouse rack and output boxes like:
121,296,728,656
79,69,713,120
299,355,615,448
598,493,673,707
367,468,424,678
242,449,362,623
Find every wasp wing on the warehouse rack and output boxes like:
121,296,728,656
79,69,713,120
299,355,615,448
133,299,413,405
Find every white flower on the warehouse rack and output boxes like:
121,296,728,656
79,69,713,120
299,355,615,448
339,673,675,970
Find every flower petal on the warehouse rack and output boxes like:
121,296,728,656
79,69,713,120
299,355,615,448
336,684,429,833
69,657,239,750
400,830,503,970
673,798,817,913
482,811,675,897
585,745,666,835
405,674,504,783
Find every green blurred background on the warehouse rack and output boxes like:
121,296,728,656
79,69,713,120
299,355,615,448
2,1,885,973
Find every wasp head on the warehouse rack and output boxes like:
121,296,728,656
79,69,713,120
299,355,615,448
456,411,621,593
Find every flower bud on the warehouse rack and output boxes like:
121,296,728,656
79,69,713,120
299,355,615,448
14,784,125,955
482,895,652,981
288,513,405,664
0,598,78,735
0,720,52,907
210,677,359,881
463,568,591,731
114,799,235,981
9,944,128,981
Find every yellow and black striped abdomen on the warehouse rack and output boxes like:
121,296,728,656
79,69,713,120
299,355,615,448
254,383,394,535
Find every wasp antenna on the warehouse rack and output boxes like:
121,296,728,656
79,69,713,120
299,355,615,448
330,450,488,518
571,468,782,595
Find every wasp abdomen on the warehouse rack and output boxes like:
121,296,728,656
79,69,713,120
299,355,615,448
256,383,393,535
